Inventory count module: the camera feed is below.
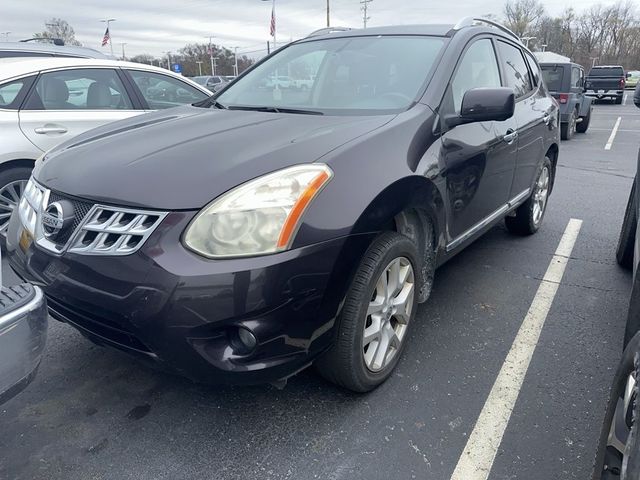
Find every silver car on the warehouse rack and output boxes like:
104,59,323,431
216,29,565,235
0,57,212,235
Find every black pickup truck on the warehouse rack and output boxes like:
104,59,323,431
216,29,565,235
585,65,626,104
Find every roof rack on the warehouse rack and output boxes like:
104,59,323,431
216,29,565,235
307,26,352,38
453,17,521,44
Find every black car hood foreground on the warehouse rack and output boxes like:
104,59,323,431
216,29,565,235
35,106,395,210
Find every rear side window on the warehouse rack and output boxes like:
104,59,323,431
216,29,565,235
24,68,133,110
589,67,624,77
127,70,209,109
0,78,32,109
541,66,563,91
497,41,532,98
450,39,502,113
571,67,582,88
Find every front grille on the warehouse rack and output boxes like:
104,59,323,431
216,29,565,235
47,191,94,245
68,205,166,255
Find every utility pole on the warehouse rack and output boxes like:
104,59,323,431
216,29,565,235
120,42,127,60
162,51,171,70
196,61,203,76
0,32,10,42
360,0,372,29
213,57,219,76
327,0,330,27
100,18,116,56
234,47,239,76
205,35,215,76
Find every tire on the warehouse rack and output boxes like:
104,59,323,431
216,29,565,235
0,166,32,243
592,331,640,480
561,110,576,140
617,178,637,270
505,157,552,236
616,95,624,105
576,105,592,133
315,231,423,392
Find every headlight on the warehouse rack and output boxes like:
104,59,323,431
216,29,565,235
183,164,333,258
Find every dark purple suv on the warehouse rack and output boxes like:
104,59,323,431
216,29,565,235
7,20,560,392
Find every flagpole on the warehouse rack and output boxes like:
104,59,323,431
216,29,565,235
100,18,116,56
272,0,276,49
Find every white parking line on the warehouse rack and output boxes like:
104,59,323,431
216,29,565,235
624,93,628,105
605,117,622,150
449,218,583,480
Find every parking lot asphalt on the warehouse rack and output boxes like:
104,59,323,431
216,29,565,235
1,98,638,480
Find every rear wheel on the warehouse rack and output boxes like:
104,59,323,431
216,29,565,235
576,105,592,133
561,111,576,140
315,231,422,392
0,166,31,239
505,157,551,236
616,178,637,270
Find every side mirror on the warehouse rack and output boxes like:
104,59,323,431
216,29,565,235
445,87,515,128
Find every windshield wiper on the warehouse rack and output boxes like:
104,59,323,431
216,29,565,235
227,105,324,115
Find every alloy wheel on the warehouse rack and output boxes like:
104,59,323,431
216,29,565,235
0,179,27,236
532,166,550,227
363,257,415,372
604,372,636,477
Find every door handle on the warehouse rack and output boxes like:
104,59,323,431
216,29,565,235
503,130,518,144
34,126,68,134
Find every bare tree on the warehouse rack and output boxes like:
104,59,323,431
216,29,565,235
35,18,81,46
503,0,545,37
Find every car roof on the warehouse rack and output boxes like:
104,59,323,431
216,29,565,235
0,42,110,59
0,57,212,93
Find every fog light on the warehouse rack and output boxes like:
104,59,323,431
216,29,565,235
237,327,257,352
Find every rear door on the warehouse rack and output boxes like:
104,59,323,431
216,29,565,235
495,42,549,197
439,37,518,242
18,68,141,153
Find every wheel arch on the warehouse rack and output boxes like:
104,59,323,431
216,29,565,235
0,158,36,173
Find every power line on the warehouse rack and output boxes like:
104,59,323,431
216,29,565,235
360,0,372,29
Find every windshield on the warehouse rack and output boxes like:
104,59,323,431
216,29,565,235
217,35,445,115
540,66,563,91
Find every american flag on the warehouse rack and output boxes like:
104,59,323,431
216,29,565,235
101,28,110,47
269,5,276,37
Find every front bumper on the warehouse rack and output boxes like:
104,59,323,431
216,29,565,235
0,283,47,404
7,209,371,385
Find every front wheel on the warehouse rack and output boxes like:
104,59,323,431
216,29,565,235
315,231,422,392
0,166,32,239
505,157,551,236
616,178,637,270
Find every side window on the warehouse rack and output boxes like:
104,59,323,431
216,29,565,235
450,39,502,114
571,67,581,88
0,77,33,109
24,69,133,110
128,70,209,110
497,41,532,98
524,51,541,87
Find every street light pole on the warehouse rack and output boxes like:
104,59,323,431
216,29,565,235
213,57,219,76
205,35,215,76
100,18,116,56
234,47,239,76
196,61,203,76
120,42,127,60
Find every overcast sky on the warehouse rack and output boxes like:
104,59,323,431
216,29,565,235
1,0,624,59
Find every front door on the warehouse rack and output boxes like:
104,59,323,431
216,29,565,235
439,37,518,242
18,67,141,153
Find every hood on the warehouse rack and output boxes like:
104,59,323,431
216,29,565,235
35,105,394,210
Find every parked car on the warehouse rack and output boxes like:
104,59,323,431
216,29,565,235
6,19,560,392
191,75,228,89
0,41,110,60
540,61,593,140
596,89,640,479
0,57,211,236
263,75,293,88
585,65,626,104
0,247,47,404
625,70,640,89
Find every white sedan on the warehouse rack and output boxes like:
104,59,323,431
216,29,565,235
0,57,212,235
